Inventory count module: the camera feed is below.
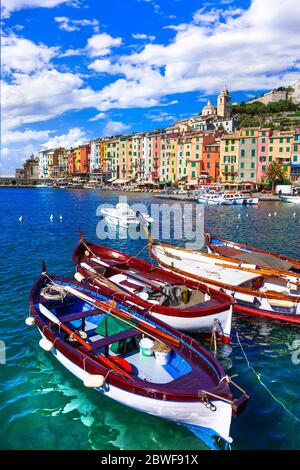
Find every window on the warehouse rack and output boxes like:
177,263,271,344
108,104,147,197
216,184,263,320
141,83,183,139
225,165,228,172
207,154,210,159
279,147,283,153
294,145,299,152
196,145,199,150
293,155,298,162
251,130,254,136
246,131,249,136
287,138,291,143
251,149,256,157
241,149,245,157
186,152,190,156
191,162,196,167
286,147,290,152
196,154,199,158
241,138,245,144
269,156,272,162
251,173,255,178
270,146,273,152
262,165,266,172
252,138,256,144
261,146,266,152
240,172,244,178
207,162,210,168
192,171,196,178
262,131,266,136
225,147,229,152
241,162,244,169
280,138,283,144
251,162,255,169
231,146,234,151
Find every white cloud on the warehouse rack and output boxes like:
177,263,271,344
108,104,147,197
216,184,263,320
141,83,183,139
55,16,100,33
145,111,175,122
94,0,300,107
2,33,58,74
1,0,71,18
88,59,111,73
42,127,87,149
132,33,156,41
103,120,130,136
1,70,91,130
89,112,106,122
2,128,52,145
86,33,122,57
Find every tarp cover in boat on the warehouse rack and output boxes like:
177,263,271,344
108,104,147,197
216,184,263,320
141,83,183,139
212,245,293,271
96,315,137,354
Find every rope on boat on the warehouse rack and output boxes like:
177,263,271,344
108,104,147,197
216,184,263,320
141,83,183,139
235,326,300,424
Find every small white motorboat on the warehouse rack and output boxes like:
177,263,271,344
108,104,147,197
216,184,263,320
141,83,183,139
196,193,222,205
101,203,153,227
219,193,244,205
281,196,300,204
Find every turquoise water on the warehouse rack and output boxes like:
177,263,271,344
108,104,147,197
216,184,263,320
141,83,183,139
0,188,300,450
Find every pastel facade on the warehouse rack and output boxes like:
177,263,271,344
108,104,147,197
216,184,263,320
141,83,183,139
220,134,240,183
238,128,259,183
202,135,221,182
268,130,293,179
291,133,300,181
257,129,273,184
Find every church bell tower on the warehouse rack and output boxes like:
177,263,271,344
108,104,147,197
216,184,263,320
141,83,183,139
217,86,231,119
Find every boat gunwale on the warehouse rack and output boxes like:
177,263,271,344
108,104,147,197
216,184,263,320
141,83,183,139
206,233,300,270
72,239,233,319
148,242,300,306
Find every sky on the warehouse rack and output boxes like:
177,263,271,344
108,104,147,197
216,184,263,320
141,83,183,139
1,0,300,175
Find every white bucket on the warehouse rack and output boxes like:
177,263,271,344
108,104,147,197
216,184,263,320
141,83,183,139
154,350,171,366
139,338,154,357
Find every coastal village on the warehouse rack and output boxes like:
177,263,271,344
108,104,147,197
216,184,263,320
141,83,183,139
13,81,300,189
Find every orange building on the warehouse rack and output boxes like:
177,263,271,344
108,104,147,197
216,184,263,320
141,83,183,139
202,134,220,182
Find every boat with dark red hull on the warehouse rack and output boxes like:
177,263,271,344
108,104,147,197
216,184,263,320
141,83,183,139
72,235,233,342
205,233,300,274
27,270,248,449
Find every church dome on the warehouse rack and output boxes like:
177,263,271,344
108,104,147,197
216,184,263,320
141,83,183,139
202,100,216,116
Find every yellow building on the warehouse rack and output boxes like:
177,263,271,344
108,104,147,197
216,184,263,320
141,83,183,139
220,133,240,183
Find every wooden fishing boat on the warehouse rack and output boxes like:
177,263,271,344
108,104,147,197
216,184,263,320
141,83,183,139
27,269,249,450
146,233,300,325
205,233,300,274
72,235,233,342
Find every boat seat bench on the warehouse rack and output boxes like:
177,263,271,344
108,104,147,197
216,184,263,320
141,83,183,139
58,309,104,323
90,328,140,350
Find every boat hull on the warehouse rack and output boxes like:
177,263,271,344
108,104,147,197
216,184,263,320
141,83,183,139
150,245,300,325
40,329,233,448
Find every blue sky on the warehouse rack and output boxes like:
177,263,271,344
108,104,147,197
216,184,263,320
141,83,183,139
1,0,299,174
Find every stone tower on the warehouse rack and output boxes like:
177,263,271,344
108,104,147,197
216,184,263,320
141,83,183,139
217,86,231,119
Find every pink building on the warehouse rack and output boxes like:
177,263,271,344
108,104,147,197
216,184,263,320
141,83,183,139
257,128,272,183
151,131,161,182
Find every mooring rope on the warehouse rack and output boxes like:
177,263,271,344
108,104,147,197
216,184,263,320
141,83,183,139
235,326,300,423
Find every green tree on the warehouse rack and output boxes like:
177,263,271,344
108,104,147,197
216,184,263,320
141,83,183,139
264,162,287,191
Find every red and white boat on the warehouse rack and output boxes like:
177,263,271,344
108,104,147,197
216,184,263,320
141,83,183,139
72,235,233,343
147,234,300,325
28,271,249,450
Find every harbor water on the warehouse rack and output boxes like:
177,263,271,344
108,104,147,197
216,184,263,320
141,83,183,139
0,188,300,450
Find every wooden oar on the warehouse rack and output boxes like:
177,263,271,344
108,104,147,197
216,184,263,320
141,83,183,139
39,303,132,379
61,284,180,347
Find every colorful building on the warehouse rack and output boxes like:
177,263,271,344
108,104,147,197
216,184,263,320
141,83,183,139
220,134,240,183
238,128,259,183
202,134,220,182
291,132,300,181
257,129,273,184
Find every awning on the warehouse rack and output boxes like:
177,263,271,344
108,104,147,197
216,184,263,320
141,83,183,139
107,177,117,183
112,179,131,184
